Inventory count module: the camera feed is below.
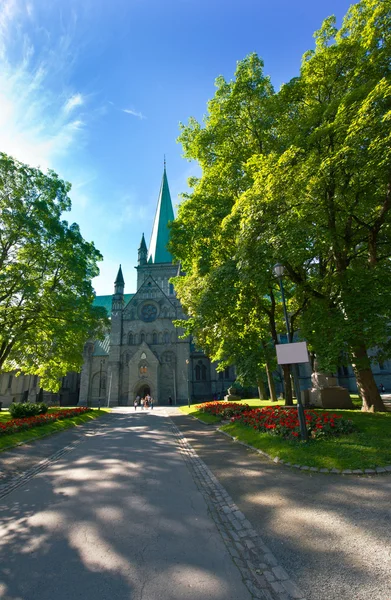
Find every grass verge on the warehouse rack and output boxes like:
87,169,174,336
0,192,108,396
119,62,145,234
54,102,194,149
180,400,391,470
0,408,110,452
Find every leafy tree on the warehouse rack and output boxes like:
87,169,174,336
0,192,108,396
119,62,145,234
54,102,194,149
172,0,391,412
170,55,294,400
0,153,108,390
234,0,391,411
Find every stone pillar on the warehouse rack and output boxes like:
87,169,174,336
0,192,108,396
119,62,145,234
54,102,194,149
79,342,94,405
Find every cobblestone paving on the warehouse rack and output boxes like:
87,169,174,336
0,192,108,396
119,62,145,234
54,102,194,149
169,419,306,600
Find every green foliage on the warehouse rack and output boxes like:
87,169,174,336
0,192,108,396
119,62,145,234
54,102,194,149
9,402,48,418
0,153,108,390
172,0,391,411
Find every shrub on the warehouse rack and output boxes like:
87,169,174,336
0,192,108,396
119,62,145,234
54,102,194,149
9,402,48,418
36,402,48,415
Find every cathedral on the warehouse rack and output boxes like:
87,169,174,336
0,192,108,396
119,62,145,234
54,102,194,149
78,167,236,406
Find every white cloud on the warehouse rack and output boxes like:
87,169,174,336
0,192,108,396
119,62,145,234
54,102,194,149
0,2,87,172
122,107,146,119
64,93,84,114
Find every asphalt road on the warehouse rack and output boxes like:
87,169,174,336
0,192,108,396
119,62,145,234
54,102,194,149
0,409,252,600
168,409,391,600
1,407,390,600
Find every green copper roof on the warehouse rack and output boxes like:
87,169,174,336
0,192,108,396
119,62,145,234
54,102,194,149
147,168,175,264
93,333,110,356
93,294,133,317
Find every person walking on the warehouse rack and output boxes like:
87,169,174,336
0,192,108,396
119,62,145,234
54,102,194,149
168,396,173,406
134,398,138,411
150,397,154,410
141,397,145,410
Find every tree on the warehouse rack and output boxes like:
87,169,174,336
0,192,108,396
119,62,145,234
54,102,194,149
0,153,108,391
170,55,290,399
172,0,391,412
234,0,391,411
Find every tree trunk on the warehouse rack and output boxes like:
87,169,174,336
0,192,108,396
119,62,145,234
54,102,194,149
351,343,386,412
282,364,293,406
257,377,268,400
265,361,277,402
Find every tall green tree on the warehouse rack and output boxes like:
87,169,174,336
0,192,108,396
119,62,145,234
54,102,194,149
235,0,391,411
0,153,107,390
170,55,289,399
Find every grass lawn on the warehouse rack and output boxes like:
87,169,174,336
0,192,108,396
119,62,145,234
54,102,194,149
0,407,110,452
180,399,391,470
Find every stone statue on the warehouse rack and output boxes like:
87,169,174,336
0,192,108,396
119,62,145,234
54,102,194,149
308,359,353,409
224,386,241,402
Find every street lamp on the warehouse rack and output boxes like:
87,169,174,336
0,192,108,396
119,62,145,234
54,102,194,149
185,358,191,407
273,263,308,441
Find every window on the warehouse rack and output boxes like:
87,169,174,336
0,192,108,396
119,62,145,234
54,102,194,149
164,332,170,344
7,375,12,389
128,333,134,345
140,333,145,343
153,333,158,344
195,361,207,381
169,283,174,295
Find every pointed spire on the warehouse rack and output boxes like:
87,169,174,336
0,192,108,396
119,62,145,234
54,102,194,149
147,167,174,264
114,264,125,297
139,233,147,251
115,264,124,285
138,233,147,265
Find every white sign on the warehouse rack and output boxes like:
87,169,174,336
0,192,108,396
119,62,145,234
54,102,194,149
276,341,309,365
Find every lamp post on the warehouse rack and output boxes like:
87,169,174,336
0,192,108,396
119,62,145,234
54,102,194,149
185,358,191,407
273,263,308,441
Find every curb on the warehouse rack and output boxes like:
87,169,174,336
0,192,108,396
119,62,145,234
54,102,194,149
217,428,391,476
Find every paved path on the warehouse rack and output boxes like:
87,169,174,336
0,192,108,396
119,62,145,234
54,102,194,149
0,407,390,600
0,408,300,600
167,409,391,600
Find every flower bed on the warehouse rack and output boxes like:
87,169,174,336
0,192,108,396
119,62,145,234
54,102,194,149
196,401,250,419
230,406,356,440
0,407,92,437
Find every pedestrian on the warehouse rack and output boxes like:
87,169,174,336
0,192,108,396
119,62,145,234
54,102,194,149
145,397,149,409
379,383,385,393
150,397,154,410
141,397,144,410
168,396,172,406
134,398,138,411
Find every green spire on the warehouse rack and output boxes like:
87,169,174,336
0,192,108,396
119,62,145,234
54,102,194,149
147,166,174,263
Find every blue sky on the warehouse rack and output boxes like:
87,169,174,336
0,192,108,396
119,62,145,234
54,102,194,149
0,0,354,295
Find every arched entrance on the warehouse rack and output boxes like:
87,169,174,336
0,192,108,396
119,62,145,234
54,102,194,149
137,385,150,399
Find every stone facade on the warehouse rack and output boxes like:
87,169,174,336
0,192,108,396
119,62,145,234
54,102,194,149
78,169,236,406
